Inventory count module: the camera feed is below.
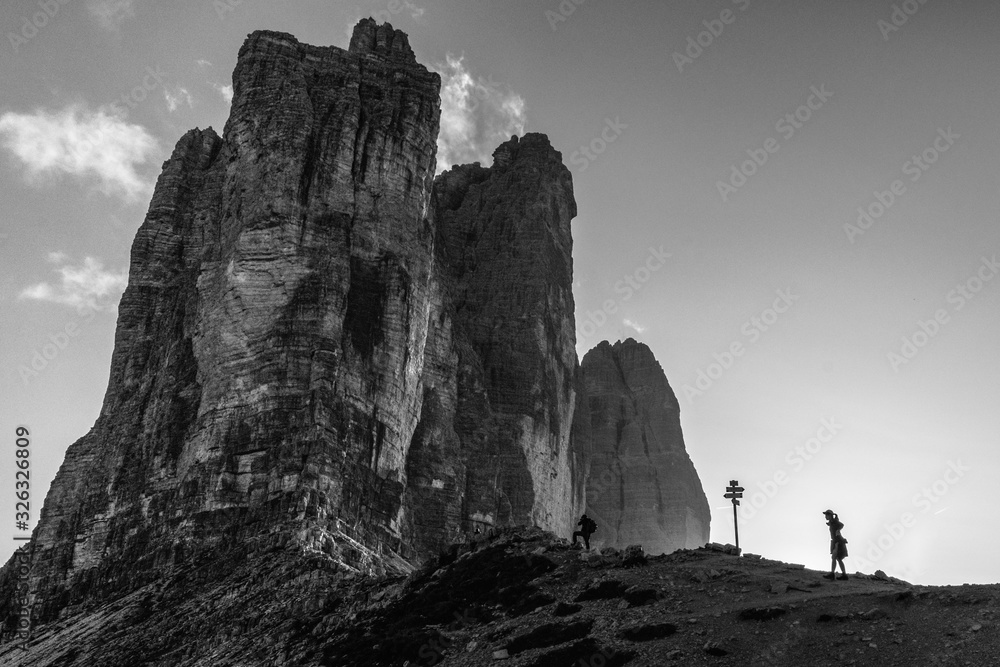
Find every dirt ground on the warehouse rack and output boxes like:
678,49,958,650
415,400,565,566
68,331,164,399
4,528,997,666
344,529,1000,667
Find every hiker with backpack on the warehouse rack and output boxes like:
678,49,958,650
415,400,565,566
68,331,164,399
822,509,849,580
573,514,597,549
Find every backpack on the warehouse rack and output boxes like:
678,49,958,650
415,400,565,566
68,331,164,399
586,518,597,533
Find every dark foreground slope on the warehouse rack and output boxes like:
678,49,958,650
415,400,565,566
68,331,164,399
2,528,996,666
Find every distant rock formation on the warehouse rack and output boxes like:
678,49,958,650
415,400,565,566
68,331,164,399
575,339,710,553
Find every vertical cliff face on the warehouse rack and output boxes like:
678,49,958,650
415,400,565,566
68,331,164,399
405,135,582,555
25,21,444,621
2,19,713,637
9,21,587,625
576,339,710,553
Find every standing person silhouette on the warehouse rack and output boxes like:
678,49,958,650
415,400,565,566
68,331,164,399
822,509,849,580
572,514,597,549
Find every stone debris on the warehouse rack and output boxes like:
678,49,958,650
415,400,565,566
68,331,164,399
859,607,888,620
703,542,742,556
703,640,728,656
621,544,648,568
505,620,593,655
575,579,630,602
623,585,660,607
3,526,999,665
621,622,678,642
552,602,582,617
739,606,788,621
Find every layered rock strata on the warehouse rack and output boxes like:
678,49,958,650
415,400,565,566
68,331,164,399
576,339,710,553
6,21,581,625
406,135,582,556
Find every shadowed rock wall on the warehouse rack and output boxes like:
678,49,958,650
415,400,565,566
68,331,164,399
406,135,582,556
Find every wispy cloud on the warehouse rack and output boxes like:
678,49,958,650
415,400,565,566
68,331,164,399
433,54,526,173
164,87,194,112
20,253,127,313
403,0,425,20
213,83,234,104
0,104,158,201
196,59,234,105
88,0,136,30
623,319,647,334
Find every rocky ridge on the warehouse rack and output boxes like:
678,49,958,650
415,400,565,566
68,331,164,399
1,528,996,666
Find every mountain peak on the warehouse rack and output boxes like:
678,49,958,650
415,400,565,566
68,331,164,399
576,338,708,552
349,18,416,63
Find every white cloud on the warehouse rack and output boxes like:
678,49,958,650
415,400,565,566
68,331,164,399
20,254,127,313
623,319,646,334
0,105,158,201
433,54,526,173
403,0,425,20
196,59,213,68
164,87,194,112
213,83,234,104
88,0,136,30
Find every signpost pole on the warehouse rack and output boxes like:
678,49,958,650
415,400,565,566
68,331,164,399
732,500,739,551
723,480,745,553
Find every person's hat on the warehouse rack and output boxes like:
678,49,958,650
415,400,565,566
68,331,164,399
822,509,834,515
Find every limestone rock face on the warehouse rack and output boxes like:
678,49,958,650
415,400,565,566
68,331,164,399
2,21,589,626
576,339,710,553
408,135,583,556
0,21,713,641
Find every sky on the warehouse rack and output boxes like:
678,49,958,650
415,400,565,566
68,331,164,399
1,0,998,586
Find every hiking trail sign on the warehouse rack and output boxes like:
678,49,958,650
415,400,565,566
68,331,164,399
724,480,744,550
